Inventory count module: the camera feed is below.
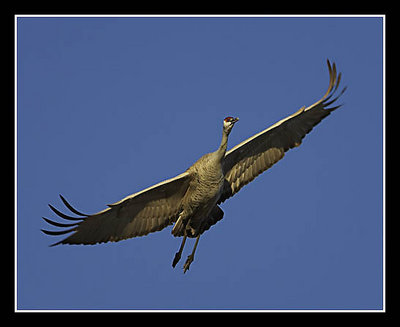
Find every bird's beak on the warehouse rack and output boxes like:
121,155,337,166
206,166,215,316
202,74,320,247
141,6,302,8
233,117,239,123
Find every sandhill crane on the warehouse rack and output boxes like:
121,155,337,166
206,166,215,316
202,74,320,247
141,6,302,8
42,60,346,273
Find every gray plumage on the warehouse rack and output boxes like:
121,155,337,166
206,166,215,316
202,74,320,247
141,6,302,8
42,60,346,272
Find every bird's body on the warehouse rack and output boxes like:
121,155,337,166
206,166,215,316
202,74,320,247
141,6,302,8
42,60,346,272
174,153,224,237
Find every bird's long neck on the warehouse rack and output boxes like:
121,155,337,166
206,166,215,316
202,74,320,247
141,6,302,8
216,129,229,161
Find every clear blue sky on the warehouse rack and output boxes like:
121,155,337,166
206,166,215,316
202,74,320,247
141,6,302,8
17,16,384,310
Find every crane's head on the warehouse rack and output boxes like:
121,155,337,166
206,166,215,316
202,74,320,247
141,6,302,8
223,116,239,134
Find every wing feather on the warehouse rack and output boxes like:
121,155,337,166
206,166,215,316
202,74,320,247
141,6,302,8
42,172,191,245
219,60,345,204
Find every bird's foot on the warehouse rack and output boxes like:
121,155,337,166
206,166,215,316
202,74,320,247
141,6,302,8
183,254,194,273
172,251,182,268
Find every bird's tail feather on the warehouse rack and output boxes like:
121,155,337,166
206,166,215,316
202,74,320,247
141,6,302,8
171,214,185,237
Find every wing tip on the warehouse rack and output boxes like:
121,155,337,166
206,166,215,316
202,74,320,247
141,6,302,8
41,226,77,236
43,196,88,245
42,216,79,228
59,194,89,217
319,59,346,110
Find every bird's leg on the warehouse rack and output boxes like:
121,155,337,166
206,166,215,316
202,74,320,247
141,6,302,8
183,235,200,273
172,235,187,268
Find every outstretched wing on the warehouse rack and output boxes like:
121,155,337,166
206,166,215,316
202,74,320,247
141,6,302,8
219,60,346,204
42,172,191,245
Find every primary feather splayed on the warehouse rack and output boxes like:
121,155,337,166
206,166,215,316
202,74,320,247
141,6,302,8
42,60,346,273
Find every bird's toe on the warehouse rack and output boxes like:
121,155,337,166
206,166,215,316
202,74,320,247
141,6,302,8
183,255,194,273
172,252,182,268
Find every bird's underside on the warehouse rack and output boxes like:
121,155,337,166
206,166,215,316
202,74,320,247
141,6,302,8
42,60,346,273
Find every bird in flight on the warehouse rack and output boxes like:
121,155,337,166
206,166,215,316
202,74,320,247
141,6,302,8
42,60,346,273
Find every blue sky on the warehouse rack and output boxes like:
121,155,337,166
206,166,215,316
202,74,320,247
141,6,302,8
16,16,384,310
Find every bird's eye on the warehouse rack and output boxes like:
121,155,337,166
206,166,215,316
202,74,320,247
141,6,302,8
224,117,234,122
